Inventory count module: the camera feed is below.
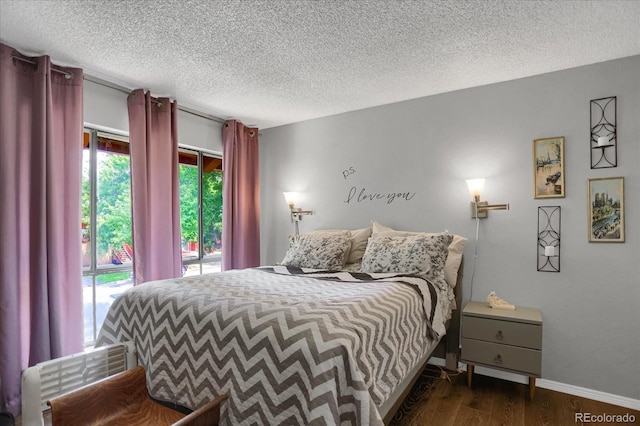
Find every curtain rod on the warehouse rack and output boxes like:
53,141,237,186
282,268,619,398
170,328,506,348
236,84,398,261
127,91,165,107
11,55,73,79
83,74,226,124
10,51,226,124
11,56,227,124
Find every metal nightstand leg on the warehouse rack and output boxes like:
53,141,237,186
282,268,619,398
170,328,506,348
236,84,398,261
467,364,474,387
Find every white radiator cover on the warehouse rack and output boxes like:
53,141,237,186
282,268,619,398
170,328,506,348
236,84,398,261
21,342,136,426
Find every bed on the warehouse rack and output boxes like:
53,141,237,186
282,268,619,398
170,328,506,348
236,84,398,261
96,223,466,425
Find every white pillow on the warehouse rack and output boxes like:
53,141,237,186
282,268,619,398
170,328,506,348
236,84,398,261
346,227,372,264
372,220,395,234
371,221,467,288
281,231,351,270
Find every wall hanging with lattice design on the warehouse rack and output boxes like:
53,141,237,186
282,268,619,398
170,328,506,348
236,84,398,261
538,206,560,272
590,96,617,169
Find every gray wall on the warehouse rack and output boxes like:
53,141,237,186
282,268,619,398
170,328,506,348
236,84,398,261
259,56,640,400
84,79,223,153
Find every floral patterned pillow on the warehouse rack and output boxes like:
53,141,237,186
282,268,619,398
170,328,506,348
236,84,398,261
372,221,466,289
342,261,362,272
361,234,453,290
420,233,453,290
281,231,352,270
309,227,372,264
360,235,431,275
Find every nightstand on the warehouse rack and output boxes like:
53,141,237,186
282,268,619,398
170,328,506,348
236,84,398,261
461,301,542,400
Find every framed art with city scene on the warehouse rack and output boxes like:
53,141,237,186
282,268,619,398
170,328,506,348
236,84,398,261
588,177,624,243
533,136,565,198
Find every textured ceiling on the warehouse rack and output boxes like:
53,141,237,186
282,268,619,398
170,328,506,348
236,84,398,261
1,0,639,129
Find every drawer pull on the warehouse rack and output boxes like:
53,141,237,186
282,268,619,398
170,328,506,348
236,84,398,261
496,330,504,340
494,354,502,364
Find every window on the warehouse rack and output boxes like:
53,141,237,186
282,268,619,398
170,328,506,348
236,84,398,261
82,131,223,345
82,129,134,344
179,149,223,276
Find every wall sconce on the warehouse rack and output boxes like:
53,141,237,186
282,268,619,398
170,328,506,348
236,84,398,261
466,178,510,218
283,192,313,235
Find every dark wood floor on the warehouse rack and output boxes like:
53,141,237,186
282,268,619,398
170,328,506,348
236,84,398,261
15,370,639,425
397,368,639,426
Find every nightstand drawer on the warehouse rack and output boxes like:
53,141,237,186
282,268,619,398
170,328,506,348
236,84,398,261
462,338,541,376
463,316,542,349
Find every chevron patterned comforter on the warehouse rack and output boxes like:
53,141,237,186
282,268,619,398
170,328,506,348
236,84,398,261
96,266,450,425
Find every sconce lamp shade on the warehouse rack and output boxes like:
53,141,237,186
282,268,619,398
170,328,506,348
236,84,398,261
466,179,485,200
283,192,313,236
466,178,509,218
283,192,299,207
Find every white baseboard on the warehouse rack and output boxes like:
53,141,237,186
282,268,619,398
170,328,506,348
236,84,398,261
536,378,640,411
428,358,640,411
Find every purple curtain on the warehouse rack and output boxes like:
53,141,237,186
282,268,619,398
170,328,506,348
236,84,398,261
0,43,84,415
127,89,182,284
222,120,260,270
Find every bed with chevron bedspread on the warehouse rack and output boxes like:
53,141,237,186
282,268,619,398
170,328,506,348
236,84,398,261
96,265,453,425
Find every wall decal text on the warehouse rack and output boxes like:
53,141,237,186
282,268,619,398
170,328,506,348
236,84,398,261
344,186,416,205
342,166,356,179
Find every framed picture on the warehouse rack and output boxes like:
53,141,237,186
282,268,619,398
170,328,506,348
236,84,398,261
533,137,565,198
588,177,624,243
